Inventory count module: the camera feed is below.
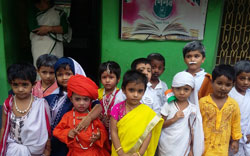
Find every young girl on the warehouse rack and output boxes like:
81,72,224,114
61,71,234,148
158,71,204,156
53,75,110,156
0,63,51,155
110,70,163,156
45,57,103,156
98,61,123,131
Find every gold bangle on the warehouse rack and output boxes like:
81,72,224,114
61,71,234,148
137,152,141,156
115,146,122,152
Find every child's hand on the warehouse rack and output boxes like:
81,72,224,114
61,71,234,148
174,110,184,120
68,129,79,139
33,26,52,35
90,128,101,143
230,140,239,154
246,134,250,143
75,115,91,132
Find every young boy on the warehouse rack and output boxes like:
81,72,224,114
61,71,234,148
199,64,242,156
229,60,250,156
131,58,161,114
32,54,58,98
147,53,168,107
158,71,204,156
98,61,123,131
53,75,110,156
183,41,213,106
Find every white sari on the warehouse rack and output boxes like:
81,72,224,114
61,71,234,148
5,98,50,156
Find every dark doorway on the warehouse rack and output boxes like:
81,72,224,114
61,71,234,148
64,0,101,84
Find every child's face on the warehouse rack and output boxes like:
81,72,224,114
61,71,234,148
70,93,91,113
136,63,152,81
11,79,33,100
212,75,234,99
56,65,74,89
172,85,193,102
184,50,205,73
101,71,119,92
35,0,49,11
38,66,55,86
122,82,145,106
151,59,165,80
235,72,250,94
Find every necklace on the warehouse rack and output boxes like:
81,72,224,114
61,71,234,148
73,110,94,150
102,88,116,115
14,94,33,114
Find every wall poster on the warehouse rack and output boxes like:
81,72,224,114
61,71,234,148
121,0,208,41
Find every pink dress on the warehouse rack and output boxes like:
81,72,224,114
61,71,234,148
110,101,126,121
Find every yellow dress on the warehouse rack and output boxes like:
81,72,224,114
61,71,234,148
199,95,242,156
111,104,163,156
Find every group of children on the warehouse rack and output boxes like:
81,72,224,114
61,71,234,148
0,41,250,156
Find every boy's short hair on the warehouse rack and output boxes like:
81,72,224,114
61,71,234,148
122,70,148,90
234,60,250,76
147,53,165,66
36,54,58,69
98,61,121,80
131,58,151,70
212,64,235,82
7,63,37,85
183,41,205,58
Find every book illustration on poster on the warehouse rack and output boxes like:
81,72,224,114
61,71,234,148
131,11,190,37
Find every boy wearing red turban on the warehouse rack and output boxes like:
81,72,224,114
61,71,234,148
53,75,110,156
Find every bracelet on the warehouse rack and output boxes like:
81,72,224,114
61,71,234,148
137,152,141,156
115,146,122,152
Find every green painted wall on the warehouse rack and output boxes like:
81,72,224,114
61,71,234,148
0,0,8,103
0,0,32,103
101,0,223,87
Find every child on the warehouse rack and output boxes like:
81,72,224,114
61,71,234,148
147,53,168,107
158,71,204,156
131,58,161,114
110,70,163,156
98,61,123,131
53,75,110,156
199,64,242,156
45,57,102,156
32,54,58,98
182,41,213,106
229,60,250,156
0,63,51,155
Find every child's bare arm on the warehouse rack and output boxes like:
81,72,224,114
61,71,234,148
162,110,184,128
0,108,6,142
133,131,152,156
76,104,102,132
111,117,131,156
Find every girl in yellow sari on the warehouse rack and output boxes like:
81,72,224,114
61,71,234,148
110,70,163,156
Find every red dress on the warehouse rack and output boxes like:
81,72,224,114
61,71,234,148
53,110,110,156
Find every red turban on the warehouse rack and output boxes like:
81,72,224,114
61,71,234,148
67,74,98,100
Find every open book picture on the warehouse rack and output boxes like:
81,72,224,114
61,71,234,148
121,0,208,41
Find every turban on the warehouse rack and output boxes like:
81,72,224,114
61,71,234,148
67,75,98,100
172,71,194,88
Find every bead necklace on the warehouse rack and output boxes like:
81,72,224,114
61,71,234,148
102,88,116,115
14,94,33,114
73,109,94,150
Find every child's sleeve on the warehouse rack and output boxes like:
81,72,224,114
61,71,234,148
231,101,243,140
53,113,74,145
160,102,170,117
